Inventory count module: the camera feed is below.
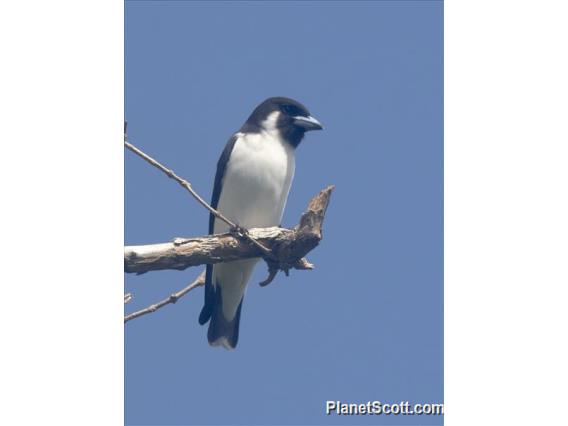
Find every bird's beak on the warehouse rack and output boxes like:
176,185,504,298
293,115,323,131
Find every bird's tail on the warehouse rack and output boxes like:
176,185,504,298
207,293,244,350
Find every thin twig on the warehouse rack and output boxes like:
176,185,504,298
124,139,274,259
124,272,205,323
124,293,133,304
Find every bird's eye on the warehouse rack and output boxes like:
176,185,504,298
282,105,295,115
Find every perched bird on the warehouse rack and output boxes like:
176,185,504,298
198,97,323,349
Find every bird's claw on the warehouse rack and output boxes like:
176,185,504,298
230,224,249,239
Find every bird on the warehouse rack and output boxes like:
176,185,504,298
198,97,323,349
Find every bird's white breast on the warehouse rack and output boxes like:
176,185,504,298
214,131,295,234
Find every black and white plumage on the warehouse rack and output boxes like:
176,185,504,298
198,97,323,349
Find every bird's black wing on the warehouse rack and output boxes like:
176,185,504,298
198,134,239,325
208,133,239,234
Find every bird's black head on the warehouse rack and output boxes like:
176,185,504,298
242,97,323,148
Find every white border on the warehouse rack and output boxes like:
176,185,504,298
446,0,568,424
1,0,567,424
0,1,123,424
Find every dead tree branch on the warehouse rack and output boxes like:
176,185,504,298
124,272,205,323
124,139,273,258
124,186,334,284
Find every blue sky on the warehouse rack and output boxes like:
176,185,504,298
125,1,443,425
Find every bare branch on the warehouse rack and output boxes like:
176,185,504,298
124,139,273,258
125,186,335,283
126,227,294,273
124,272,205,323
124,293,133,304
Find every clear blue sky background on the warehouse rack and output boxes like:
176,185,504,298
125,1,443,425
